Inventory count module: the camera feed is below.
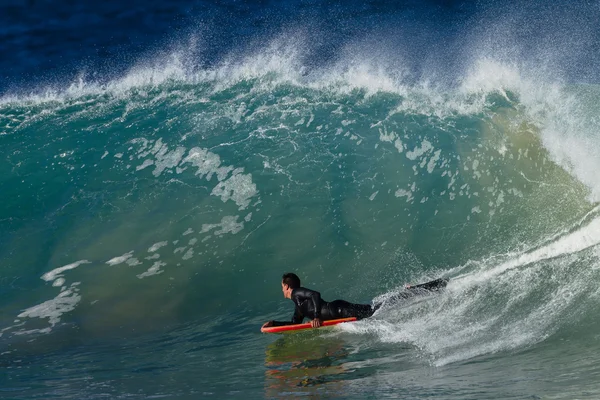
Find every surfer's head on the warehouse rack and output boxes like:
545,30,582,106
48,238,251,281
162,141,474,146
281,273,300,299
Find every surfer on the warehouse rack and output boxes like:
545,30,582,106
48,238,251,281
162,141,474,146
261,273,448,329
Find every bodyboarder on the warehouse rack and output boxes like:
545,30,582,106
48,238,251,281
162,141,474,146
261,272,448,330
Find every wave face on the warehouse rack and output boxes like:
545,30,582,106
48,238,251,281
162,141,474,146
3,1,600,398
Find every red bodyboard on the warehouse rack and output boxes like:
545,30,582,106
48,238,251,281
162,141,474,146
261,317,357,334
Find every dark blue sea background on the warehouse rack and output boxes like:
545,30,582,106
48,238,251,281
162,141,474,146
3,1,600,398
4,0,600,94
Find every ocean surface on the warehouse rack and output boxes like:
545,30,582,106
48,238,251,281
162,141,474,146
3,1,600,398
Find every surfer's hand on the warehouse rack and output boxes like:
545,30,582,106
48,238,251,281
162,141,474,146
262,321,274,328
405,284,412,289
310,318,322,328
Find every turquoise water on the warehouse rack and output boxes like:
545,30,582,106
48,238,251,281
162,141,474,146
2,47,600,398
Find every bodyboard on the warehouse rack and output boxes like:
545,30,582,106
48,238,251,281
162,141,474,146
261,317,357,334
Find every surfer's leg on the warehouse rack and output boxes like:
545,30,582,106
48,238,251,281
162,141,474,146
329,300,377,320
381,278,449,307
406,278,449,292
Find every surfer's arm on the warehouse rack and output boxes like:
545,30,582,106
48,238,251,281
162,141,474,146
291,305,304,324
268,306,304,327
310,291,322,319
306,290,323,326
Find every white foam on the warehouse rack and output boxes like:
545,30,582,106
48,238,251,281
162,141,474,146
310,57,406,96
136,159,154,171
394,139,404,153
538,106,600,201
182,248,194,260
467,215,600,286
427,150,441,173
17,283,81,330
148,241,168,252
133,142,260,210
152,146,186,177
126,258,142,266
0,36,462,118
406,140,433,161
395,182,416,203
106,251,134,265
52,278,65,287
460,57,600,201
5,259,94,335
181,147,227,181
137,261,167,279
460,58,522,96
41,260,91,282
211,170,257,210
339,209,600,366
201,215,244,236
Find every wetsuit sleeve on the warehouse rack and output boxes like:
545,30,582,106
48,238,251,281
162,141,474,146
291,305,304,324
310,290,322,319
270,305,304,326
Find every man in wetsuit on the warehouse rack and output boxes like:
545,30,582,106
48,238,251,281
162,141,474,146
261,273,449,329
261,272,379,329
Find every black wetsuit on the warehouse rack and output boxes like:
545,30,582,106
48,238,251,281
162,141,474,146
271,287,377,327
270,278,448,327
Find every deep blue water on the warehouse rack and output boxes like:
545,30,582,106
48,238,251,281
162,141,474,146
4,0,600,93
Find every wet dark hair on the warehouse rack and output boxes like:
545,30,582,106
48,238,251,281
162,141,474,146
282,273,301,289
